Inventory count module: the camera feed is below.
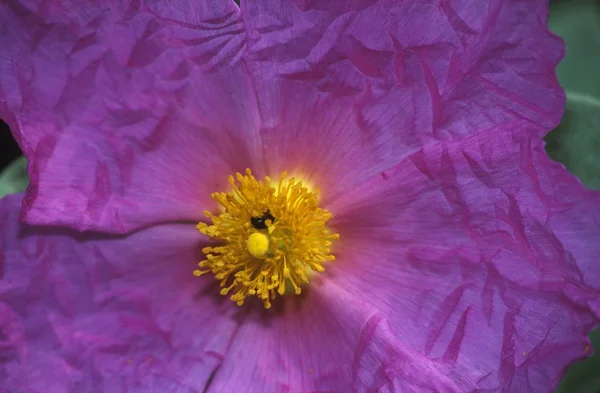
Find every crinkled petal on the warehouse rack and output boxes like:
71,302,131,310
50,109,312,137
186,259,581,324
0,193,238,393
328,128,600,392
0,0,261,234
240,0,564,204
206,280,464,393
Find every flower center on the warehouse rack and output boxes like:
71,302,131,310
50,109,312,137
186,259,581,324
195,169,339,309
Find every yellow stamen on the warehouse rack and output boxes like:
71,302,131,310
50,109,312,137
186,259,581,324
195,169,339,309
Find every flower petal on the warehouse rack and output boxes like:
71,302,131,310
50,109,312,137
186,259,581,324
205,280,464,393
0,1,261,233
329,128,600,392
0,193,238,393
240,0,564,204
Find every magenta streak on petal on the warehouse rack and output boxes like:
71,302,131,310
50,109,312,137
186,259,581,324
204,278,465,393
0,193,241,393
0,0,261,234
239,0,564,209
326,127,599,392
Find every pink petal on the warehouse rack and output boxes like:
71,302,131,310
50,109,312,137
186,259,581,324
0,193,238,393
240,0,564,204
205,280,464,393
0,1,261,233
328,128,600,392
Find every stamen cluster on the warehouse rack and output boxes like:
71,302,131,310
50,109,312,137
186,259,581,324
196,169,339,308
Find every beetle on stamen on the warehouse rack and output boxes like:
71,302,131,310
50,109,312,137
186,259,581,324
251,210,275,230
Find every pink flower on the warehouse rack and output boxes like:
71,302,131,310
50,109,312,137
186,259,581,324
1,0,599,392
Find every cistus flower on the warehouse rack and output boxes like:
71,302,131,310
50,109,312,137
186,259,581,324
0,0,599,392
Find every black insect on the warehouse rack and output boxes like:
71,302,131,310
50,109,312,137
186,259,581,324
251,210,275,230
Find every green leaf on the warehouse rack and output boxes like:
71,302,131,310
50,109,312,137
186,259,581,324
545,92,600,190
548,1,600,393
549,0,600,99
556,329,600,393
0,156,28,199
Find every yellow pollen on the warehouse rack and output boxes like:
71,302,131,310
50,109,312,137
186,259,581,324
247,232,269,258
195,169,339,309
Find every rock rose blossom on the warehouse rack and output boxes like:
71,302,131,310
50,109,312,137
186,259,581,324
1,0,599,392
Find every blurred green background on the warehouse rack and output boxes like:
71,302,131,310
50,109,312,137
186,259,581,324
0,0,598,391
547,0,600,391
